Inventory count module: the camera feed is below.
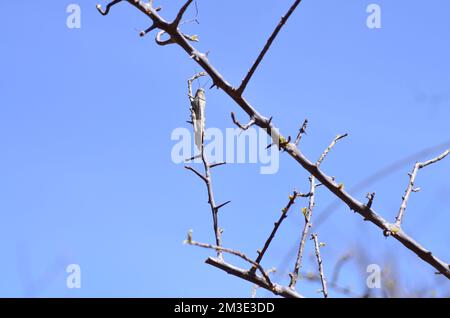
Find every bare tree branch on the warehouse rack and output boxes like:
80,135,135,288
98,0,450,282
317,134,348,166
209,162,226,169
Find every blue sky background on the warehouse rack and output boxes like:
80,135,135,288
0,0,449,297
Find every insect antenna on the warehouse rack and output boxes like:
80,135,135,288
202,78,211,89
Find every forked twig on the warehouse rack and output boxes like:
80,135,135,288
395,149,450,227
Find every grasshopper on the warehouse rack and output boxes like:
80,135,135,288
188,72,207,151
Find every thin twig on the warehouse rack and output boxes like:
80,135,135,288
294,119,308,146
139,24,157,37
366,192,375,209
311,234,328,298
184,165,207,183
317,134,348,166
252,191,299,272
209,162,226,169
395,148,450,227
237,0,303,95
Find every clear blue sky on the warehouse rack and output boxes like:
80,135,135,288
0,0,449,297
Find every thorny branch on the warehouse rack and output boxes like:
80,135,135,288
251,190,307,273
97,0,450,293
184,71,229,258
